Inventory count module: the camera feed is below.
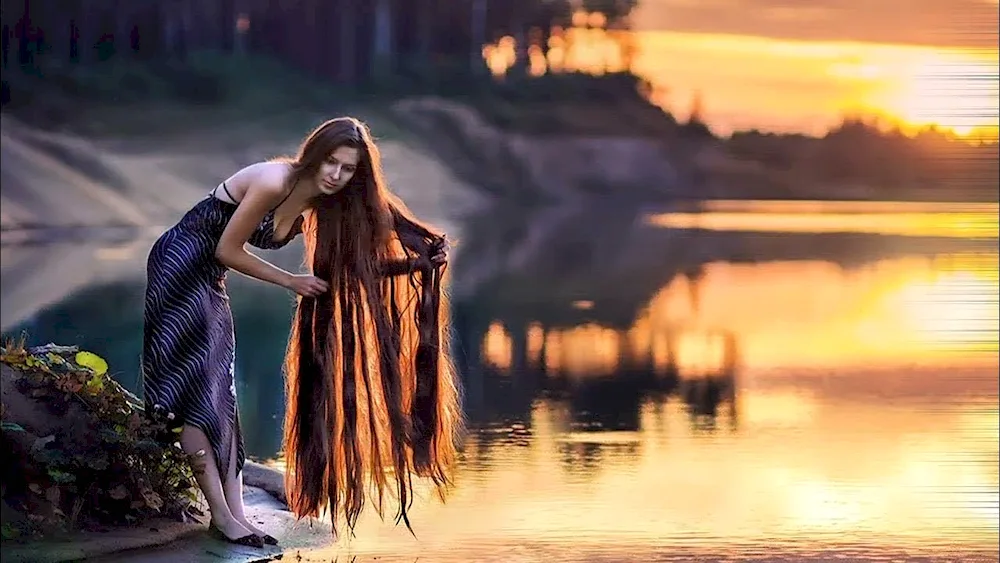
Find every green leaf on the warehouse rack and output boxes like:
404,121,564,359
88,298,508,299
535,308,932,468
1,522,20,540
47,469,76,484
1,422,25,433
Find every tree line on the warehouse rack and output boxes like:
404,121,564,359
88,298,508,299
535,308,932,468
1,0,638,84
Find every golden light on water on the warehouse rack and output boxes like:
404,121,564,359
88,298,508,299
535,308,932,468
271,208,999,560
482,321,512,369
449,209,1000,560
647,208,1000,239
892,255,999,348
295,391,998,560
482,249,999,374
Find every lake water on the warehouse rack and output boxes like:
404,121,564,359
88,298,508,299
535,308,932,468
3,201,998,562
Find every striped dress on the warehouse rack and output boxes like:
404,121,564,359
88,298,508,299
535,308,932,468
141,187,302,478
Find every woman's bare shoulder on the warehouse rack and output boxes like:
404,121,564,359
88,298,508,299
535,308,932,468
225,161,291,201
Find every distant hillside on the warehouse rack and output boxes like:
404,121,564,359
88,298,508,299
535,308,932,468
390,95,999,204
3,54,995,207
0,117,207,237
0,108,483,242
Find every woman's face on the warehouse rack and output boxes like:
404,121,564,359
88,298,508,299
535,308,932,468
315,145,360,195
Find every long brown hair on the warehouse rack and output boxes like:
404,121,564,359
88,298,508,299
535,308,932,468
281,117,463,537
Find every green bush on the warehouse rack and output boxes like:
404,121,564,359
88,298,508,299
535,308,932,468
0,339,196,541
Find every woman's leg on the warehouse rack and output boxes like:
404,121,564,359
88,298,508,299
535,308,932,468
179,424,255,540
221,432,268,537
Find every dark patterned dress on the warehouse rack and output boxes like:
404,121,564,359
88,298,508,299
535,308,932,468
141,184,302,477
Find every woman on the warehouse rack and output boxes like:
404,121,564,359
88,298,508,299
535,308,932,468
142,117,462,548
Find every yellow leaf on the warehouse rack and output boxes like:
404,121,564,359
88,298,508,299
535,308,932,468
75,351,108,376
86,376,105,394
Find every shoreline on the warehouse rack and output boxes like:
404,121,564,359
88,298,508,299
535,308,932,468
1,461,333,563
3,197,996,247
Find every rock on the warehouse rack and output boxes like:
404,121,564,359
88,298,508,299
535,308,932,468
0,354,319,563
76,485,333,563
0,363,95,460
0,348,198,544
242,461,287,506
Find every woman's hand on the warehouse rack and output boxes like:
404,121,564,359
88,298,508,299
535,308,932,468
429,237,449,266
378,237,449,278
286,274,329,297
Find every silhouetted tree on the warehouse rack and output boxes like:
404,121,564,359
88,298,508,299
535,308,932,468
2,0,642,87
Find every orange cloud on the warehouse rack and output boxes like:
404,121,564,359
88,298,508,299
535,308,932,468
632,0,999,49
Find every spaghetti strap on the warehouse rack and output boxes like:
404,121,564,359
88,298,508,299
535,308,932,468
213,177,296,212
220,182,237,202
271,184,295,212
213,182,238,203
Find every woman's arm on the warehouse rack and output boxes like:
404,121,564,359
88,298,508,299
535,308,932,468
214,167,298,289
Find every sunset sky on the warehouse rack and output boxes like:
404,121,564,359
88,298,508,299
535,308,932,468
628,0,1000,135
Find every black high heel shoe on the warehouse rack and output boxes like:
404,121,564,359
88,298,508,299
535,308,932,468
207,524,265,548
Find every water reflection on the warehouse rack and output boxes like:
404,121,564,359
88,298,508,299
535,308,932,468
3,203,998,559
648,200,1000,239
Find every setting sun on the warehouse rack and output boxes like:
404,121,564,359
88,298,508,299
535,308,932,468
480,17,999,139
624,0,999,137
881,52,1000,137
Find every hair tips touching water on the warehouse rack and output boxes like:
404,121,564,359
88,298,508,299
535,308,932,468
279,117,464,537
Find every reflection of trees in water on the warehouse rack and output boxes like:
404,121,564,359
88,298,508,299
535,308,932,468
452,268,742,480
456,320,741,430
557,441,629,478
556,372,651,432
449,202,994,471
454,245,740,435
454,320,740,478
450,204,990,332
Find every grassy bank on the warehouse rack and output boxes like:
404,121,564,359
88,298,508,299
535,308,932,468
0,338,195,542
